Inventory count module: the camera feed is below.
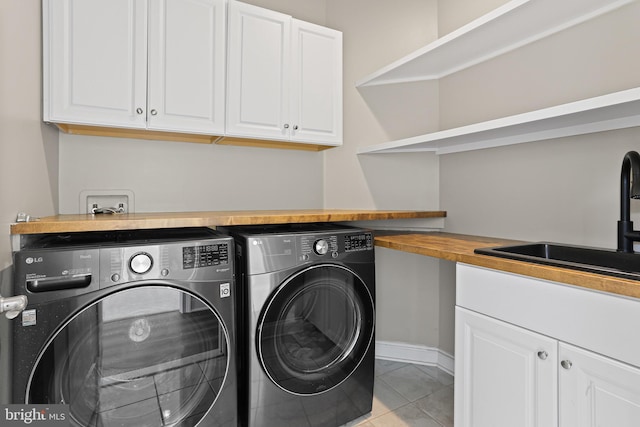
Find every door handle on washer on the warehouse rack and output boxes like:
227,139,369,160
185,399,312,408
26,274,92,293
0,294,28,319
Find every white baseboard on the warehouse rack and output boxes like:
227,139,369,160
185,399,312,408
375,340,455,376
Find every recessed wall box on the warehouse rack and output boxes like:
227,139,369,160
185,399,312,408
80,190,135,214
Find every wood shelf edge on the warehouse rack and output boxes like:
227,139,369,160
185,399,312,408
10,210,446,235
216,136,336,151
53,123,221,144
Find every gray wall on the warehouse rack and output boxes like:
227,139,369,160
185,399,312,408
323,0,445,353
437,0,508,37
0,1,58,269
57,0,447,355
58,0,330,214
2,1,446,364
58,135,324,213
324,0,440,211
0,1,58,403
58,0,442,217
434,0,640,358
7,0,637,365
439,1,640,249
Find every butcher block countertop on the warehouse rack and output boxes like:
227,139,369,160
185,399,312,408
11,210,640,300
10,209,446,235
375,232,640,300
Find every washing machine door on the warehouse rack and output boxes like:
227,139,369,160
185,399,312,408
27,286,229,427
257,264,374,395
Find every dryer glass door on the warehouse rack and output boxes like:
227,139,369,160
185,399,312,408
257,264,374,395
27,286,229,427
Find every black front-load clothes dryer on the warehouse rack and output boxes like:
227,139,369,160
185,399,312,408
9,228,237,427
221,223,376,427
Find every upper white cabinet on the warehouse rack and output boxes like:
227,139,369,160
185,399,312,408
225,1,342,147
43,0,148,129
147,0,226,135
43,0,227,137
356,0,638,155
290,19,343,145
225,3,290,141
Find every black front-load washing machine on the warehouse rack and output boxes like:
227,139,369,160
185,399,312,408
10,228,237,427
221,223,375,427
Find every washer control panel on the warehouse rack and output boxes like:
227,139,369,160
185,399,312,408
14,229,234,298
101,238,233,287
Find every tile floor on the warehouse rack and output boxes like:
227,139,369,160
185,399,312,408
342,359,454,427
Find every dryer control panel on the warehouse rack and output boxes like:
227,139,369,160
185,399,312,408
344,233,373,252
241,227,374,274
301,235,339,259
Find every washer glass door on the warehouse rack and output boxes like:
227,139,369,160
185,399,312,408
258,264,374,395
27,286,229,427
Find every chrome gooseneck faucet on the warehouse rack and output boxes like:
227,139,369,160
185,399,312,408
617,151,640,252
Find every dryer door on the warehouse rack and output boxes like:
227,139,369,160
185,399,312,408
257,264,374,395
27,286,229,427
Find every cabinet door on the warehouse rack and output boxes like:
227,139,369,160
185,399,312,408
559,342,640,427
43,0,147,128
147,0,226,134
226,1,290,140
455,307,558,427
290,20,342,145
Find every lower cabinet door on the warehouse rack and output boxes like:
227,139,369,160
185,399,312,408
455,307,558,427
559,342,640,427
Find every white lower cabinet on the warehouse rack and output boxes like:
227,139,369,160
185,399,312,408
455,307,557,427
455,263,640,427
559,342,640,427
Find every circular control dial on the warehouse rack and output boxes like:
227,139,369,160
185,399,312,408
130,252,153,274
314,239,329,255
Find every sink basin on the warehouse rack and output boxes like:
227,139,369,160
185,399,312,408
475,242,640,281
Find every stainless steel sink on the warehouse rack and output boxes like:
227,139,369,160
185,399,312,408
475,243,640,281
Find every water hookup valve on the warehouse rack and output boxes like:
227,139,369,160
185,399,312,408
0,294,28,319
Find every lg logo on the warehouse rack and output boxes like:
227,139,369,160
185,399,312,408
25,257,44,265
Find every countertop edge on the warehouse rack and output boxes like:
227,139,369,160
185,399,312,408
10,209,447,235
374,232,640,300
